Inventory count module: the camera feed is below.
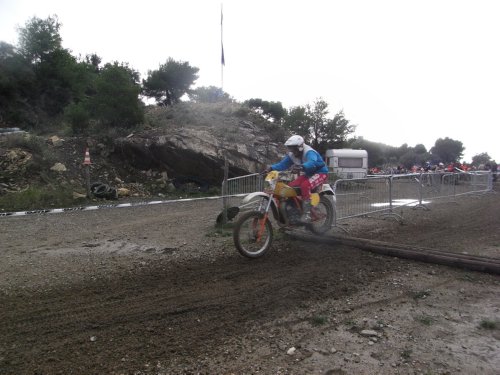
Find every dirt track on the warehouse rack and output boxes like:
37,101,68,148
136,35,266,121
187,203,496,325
1,190,499,374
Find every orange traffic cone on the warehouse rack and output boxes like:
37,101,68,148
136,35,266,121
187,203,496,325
83,148,91,165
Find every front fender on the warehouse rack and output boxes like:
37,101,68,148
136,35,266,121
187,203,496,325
242,192,271,204
241,192,281,221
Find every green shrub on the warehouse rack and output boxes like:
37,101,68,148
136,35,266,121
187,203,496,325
479,319,497,330
64,102,90,134
310,315,328,326
2,133,44,153
0,185,84,212
415,315,434,326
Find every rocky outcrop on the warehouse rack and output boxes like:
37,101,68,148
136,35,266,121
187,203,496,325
0,148,32,172
114,120,283,185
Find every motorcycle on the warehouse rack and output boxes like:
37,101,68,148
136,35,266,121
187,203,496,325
233,170,335,258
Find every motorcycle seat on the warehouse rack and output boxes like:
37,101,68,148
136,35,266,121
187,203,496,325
311,186,321,193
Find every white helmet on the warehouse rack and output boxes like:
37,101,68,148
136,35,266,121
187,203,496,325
284,135,304,151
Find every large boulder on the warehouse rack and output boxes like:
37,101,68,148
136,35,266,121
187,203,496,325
114,120,283,185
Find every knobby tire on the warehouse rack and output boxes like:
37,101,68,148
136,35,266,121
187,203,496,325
233,211,273,258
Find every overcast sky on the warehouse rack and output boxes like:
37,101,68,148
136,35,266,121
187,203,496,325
1,0,499,162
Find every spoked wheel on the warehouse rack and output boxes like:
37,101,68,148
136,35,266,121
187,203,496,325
233,211,273,258
308,195,334,235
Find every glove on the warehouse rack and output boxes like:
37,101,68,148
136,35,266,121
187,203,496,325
291,164,304,173
262,166,272,175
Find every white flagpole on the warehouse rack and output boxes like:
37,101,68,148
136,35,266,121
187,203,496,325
221,3,224,90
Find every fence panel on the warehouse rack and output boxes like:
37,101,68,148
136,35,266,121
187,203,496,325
471,172,491,193
223,171,493,225
390,174,422,207
329,171,368,180
332,176,392,221
222,173,264,210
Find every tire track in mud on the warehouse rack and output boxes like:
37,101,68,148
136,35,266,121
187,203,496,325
0,243,389,374
1,190,499,374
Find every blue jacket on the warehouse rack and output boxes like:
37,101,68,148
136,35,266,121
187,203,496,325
271,144,328,177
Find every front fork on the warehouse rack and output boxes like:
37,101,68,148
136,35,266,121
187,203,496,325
255,196,274,242
257,194,274,213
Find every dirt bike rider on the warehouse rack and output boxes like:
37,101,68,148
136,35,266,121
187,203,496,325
264,135,328,223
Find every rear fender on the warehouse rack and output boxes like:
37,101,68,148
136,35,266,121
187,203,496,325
319,184,334,195
319,184,336,204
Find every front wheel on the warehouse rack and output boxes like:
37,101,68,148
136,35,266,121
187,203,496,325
308,195,334,235
233,211,273,258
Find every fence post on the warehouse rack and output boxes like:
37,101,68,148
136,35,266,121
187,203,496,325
221,155,229,224
332,180,338,227
418,172,423,206
388,176,394,212
453,172,457,198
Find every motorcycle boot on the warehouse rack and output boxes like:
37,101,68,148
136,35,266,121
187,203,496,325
299,199,312,224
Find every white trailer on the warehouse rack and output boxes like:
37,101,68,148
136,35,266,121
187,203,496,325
325,149,368,179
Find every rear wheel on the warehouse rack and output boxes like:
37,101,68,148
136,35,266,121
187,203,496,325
309,195,334,235
233,211,273,258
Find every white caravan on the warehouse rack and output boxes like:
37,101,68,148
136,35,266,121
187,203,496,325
325,149,368,179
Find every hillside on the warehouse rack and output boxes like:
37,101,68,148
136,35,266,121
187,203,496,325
0,102,285,212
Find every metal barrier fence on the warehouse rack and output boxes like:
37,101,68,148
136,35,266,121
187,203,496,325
221,173,263,211
1,171,492,222
329,171,368,180
223,171,493,225
332,171,491,224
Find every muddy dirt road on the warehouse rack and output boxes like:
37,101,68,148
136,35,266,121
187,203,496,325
1,190,499,374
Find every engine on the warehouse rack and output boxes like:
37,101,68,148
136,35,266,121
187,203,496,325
282,200,301,225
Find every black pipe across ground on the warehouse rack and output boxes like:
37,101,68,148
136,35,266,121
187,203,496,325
288,231,500,275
